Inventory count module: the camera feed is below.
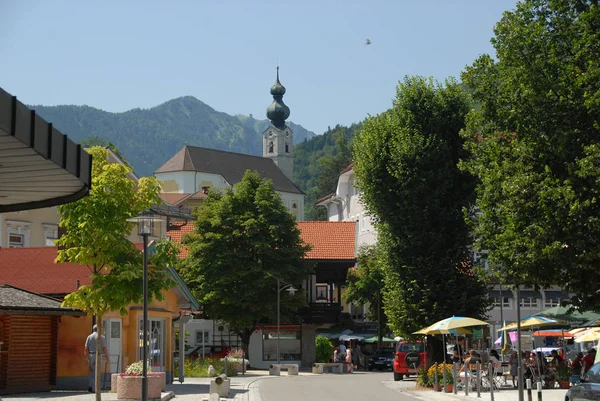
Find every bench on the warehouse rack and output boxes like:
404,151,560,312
269,363,299,376
312,362,347,374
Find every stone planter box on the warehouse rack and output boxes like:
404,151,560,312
114,373,165,399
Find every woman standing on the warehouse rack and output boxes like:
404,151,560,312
345,347,354,373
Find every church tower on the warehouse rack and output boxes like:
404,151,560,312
263,66,294,181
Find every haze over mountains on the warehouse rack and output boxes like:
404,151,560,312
32,96,317,178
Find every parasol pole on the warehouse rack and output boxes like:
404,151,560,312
516,285,524,401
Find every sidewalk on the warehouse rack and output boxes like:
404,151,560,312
1,370,274,401
400,385,568,401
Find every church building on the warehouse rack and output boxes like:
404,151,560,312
155,67,305,220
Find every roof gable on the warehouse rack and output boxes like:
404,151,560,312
156,145,303,195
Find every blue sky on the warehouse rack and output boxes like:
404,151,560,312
1,1,518,135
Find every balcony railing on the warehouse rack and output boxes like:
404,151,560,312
298,302,343,324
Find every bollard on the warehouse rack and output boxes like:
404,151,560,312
537,381,542,401
526,378,532,401
489,363,494,401
434,362,439,391
443,362,447,393
453,362,458,395
465,362,469,396
476,361,481,398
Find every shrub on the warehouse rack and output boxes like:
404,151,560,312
416,365,430,387
315,336,334,363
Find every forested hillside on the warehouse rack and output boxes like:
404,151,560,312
293,123,362,220
32,96,316,177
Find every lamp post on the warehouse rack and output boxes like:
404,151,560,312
127,212,164,401
276,277,297,364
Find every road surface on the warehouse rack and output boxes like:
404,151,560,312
256,371,420,401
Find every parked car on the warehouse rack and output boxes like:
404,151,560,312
175,345,229,359
566,362,600,400
367,347,395,371
393,341,427,381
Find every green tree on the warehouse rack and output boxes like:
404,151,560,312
179,170,313,358
460,0,600,310
353,77,491,362
344,244,387,344
315,336,334,363
55,146,177,400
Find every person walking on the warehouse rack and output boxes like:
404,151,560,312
84,324,110,393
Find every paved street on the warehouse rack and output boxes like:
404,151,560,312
1,370,571,401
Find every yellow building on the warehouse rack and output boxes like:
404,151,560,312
0,246,199,391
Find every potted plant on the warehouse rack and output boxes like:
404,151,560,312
427,363,453,392
221,348,249,373
556,363,571,389
115,361,165,399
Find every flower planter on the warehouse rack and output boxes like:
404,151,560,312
558,380,570,389
116,373,165,400
445,384,454,393
434,383,443,392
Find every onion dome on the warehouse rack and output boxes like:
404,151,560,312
266,66,290,129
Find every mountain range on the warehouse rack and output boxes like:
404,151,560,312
32,96,317,178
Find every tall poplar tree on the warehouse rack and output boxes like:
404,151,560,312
353,77,491,362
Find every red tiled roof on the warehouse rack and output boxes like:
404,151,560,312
167,222,196,258
0,247,93,295
298,221,356,260
166,221,356,261
339,163,354,175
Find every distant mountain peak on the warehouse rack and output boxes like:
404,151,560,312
32,96,316,177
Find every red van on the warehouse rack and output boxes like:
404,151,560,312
393,341,427,381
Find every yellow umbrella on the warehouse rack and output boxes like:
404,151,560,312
413,326,472,335
414,316,489,335
498,316,568,331
574,328,600,343
569,327,589,336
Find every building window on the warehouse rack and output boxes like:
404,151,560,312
315,284,329,302
285,143,289,153
545,298,561,308
268,142,274,153
195,331,210,345
262,328,301,361
8,234,24,248
361,214,367,232
493,297,511,308
6,220,31,248
43,224,58,246
520,297,539,308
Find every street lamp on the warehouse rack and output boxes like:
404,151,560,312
276,277,297,364
127,212,164,401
